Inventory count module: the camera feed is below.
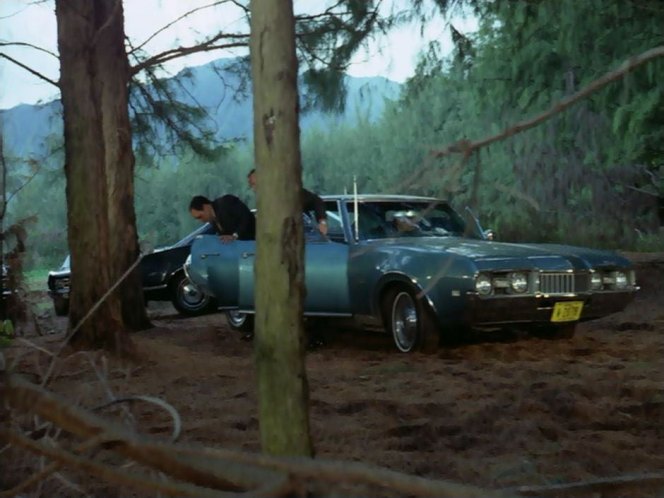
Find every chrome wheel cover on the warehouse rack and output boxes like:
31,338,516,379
392,291,418,352
226,310,247,327
178,279,208,310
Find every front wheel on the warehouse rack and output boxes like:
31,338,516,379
225,310,254,332
170,272,215,317
384,288,439,354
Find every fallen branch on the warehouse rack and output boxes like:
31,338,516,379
0,429,237,498
5,374,284,492
4,374,501,497
5,372,662,497
0,434,112,497
510,473,664,496
92,395,183,442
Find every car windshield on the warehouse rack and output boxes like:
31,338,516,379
172,223,216,247
346,200,478,240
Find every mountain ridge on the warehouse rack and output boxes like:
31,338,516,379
1,57,401,159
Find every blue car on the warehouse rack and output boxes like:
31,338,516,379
185,195,637,352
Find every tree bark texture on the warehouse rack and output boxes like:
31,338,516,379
55,0,144,349
95,0,150,331
250,0,313,456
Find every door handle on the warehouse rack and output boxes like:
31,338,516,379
241,252,255,259
200,253,220,259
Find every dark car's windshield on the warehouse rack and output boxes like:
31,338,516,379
172,223,216,248
346,200,479,240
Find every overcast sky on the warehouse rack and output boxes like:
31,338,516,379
0,0,477,110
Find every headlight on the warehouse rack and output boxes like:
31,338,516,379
613,271,628,289
508,272,528,293
590,271,603,290
475,274,493,296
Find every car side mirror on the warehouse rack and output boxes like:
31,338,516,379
483,229,495,241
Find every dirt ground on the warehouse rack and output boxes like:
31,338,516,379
3,253,664,496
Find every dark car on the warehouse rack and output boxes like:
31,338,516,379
186,194,638,353
1,264,9,300
47,223,218,317
0,264,13,319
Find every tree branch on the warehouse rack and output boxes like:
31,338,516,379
5,167,41,205
0,53,59,88
130,0,235,54
432,45,664,159
0,42,58,59
510,473,664,496
0,434,109,497
8,372,661,497
0,430,231,498
130,36,248,76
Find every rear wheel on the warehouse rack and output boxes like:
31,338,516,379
383,287,439,354
225,310,254,332
170,272,215,317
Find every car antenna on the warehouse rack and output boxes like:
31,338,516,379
353,175,359,241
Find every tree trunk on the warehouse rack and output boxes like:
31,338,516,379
95,0,151,331
55,0,132,351
250,0,313,456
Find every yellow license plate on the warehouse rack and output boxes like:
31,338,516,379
551,301,584,322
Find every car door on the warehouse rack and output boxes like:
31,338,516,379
236,221,351,314
196,239,254,308
237,242,256,309
303,233,350,314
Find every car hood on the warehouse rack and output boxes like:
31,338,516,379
365,237,632,270
48,269,71,278
150,245,172,255
49,244,172,276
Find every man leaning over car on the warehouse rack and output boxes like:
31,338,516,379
189,194,256,242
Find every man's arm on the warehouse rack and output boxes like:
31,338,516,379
302,189,327,222
302,188,327,235
219,195,255,240
233,201,256,240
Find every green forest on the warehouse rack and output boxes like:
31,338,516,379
5,0,664,271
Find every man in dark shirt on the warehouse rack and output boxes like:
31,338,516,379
247,168,328,235
189,195,256,242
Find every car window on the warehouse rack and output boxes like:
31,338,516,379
323,201,347,243
345,200,471,240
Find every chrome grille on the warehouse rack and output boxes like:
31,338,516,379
539,272,576,294
55,277,70,290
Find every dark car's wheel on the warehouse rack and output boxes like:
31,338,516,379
225,310,254,332
53,296,69,317
384,287,439,354
170,272,215,317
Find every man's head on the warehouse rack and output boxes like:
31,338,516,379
247,168,257,192
189,195,215,223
